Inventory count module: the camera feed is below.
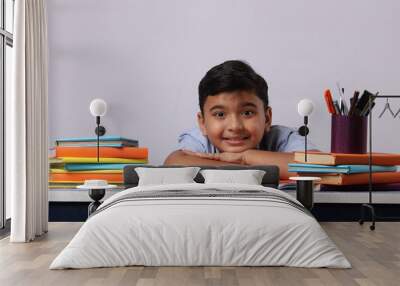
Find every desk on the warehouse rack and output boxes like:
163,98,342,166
49,188,122,202
48,188,400,222
48,188,400,204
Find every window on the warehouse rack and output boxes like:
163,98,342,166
1,0,14,231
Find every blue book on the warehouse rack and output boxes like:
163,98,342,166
288,163,397,174
58,143,127,147
65,163,145,171
55,136,138,147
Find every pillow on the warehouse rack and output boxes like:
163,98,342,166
200,169,266,185
135,167,201,186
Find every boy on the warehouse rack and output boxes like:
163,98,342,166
164,60,318,179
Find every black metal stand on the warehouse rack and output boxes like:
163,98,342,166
296,180,314,210
298,116,310,162
305,116,308,162
296,115,315,210
88,188,105,217
358,94,400,230
95,116,100,162
94,116,106,163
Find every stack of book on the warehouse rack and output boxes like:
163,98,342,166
290,152,400,190
49,136,148,189
278,179,297,191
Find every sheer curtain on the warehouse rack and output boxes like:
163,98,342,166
9,0,49,242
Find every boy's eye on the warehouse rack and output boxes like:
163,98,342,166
213,112,225,118
242,110,255,117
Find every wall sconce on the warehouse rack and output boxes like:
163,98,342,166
297,99,314,162
89,99,107,162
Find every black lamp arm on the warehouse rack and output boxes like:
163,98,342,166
94,116,106,162
297,116,309,162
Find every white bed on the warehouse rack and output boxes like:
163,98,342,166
50,183,351,269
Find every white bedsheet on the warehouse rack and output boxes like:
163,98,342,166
50,183,351,269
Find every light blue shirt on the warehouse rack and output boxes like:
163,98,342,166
177,125,318,153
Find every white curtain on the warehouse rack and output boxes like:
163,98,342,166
9,0,49,242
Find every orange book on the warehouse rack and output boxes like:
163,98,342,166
49,173,123,183
294,152,400,166
55,146,148,159
310,172,400,185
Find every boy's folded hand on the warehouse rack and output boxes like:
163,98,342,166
181,150,245,164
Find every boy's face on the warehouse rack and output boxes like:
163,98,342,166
197,91,272,153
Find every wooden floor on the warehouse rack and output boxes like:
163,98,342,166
0,222,399,286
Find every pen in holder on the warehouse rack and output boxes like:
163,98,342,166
331,114,367,154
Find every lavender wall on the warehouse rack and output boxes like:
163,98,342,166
47,0,400,164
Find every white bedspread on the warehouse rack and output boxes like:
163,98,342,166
50,183,351,269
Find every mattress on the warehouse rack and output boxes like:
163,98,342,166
50,183,351,269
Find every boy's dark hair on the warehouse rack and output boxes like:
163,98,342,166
198,60,269,113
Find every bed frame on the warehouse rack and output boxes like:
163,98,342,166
123,165,280,189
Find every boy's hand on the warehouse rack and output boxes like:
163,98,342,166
181,150,246,164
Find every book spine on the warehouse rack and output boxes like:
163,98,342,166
64,163,130,171
295,152,400,166
55,147,148,159
59,158,148,164
49,173,123,182
56,137,138,143
319,172,400,185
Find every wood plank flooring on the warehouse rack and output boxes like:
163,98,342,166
0,222,399,286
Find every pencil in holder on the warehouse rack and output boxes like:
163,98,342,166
331,114,367,154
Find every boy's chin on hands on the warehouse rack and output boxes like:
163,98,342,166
213,134,260,153
219,145,251,154
181,149,253,165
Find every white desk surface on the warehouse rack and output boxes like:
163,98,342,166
48,188,400,204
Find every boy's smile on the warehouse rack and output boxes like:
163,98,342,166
197,91,272,153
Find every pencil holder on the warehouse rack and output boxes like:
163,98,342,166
331,114,367,154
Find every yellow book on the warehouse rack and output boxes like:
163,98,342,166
49,184,80,189
57,157,148,164
49,157,63,164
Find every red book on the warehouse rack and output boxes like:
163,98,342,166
294,152,400,166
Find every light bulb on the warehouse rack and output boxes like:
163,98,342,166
297,99,314,117
89,99,107,117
